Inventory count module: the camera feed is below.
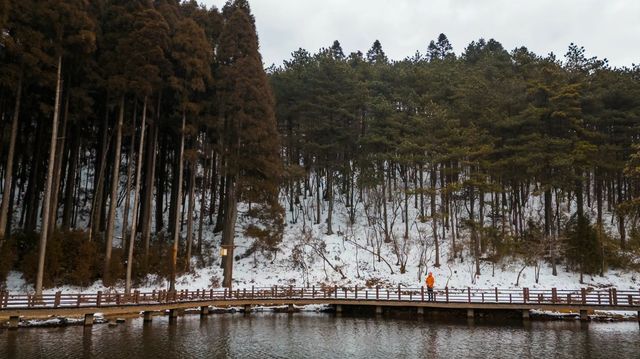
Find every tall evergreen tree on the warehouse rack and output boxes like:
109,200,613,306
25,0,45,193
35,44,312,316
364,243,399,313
218,0,282,288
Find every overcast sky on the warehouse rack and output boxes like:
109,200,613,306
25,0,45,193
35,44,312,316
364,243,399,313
201,0,639,68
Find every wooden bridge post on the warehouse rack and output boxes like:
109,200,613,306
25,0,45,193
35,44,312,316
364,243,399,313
355,285,358,299
523,288,527,304
8,316,19,330
84,313,94,326
143,311,153,322
252,286,255,299
495,288,498,303
421,287,424,302
54,291,61,308
581,288,587,305
467,309,474,319
552,288,557,303
76,294,82,307
376,286,379,300
467,287,471,303
580,310,589,321
398,284,401,301
312,286,315,299
334,285,337,299
445,287,449,303
612,288,618,305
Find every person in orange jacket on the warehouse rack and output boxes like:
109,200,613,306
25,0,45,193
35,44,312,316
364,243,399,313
425,272,435,301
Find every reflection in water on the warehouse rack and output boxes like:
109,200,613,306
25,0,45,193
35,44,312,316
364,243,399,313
2,313,639,359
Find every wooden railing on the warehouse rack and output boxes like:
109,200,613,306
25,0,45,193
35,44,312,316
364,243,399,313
1,286,639,310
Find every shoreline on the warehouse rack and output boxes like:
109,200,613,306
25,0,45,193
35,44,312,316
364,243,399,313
2,305,638,330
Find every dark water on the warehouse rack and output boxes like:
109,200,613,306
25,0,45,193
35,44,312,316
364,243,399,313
2,313,639,358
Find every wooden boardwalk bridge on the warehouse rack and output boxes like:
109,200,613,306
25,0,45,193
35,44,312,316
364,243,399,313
2,286,639,329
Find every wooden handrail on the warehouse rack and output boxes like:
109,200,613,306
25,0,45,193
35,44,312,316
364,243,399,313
1,286,639,310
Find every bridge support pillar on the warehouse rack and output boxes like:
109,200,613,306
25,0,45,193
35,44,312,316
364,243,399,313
522,310,530,320
375,306,383,315
417,307,424,315
200,306,210,316
288,304,295,313
336,305,343,314
8,316,19,330
168,309,179,321
580,310,589,322
83,313,94,326
244,304,252,314
143,311,153,322
467,309,474,319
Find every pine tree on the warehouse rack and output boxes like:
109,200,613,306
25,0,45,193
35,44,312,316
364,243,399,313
427,33,453,61
218,0,282,288
366,39,388,64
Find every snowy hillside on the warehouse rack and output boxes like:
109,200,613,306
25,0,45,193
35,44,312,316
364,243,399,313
6,187,640,294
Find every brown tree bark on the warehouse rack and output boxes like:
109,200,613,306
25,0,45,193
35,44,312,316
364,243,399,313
103,95,125,285
169,113,186,292
125,97,147,295
35,55,63,297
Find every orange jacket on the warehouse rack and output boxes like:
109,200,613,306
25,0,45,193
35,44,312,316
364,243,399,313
426,274,434,288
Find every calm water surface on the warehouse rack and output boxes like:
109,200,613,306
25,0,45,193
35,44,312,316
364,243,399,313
2,313,639,358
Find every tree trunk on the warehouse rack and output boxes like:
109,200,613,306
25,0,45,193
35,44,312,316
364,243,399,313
169,112,186,292
221,173,237,289
0,75,21,238
61,126,79,230
185,159,196,271
47,91,70,237
197,146,209,256
430,166,439,267
103,95,125,286
35,55,63,297
89,102,110,241
121,104,137,258
326,170,333,235
125,97,147,295
142,118,157,267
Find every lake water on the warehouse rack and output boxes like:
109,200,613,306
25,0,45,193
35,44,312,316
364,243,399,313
2,313,639,358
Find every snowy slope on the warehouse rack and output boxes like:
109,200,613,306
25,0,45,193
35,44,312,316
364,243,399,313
5,185,640,295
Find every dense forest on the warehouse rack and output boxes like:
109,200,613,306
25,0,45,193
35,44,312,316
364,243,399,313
270,36,640,284
1,1,640,294
0,0,281,295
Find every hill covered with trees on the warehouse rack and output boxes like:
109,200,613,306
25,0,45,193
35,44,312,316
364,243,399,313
269,35,640,286
1,1,640,293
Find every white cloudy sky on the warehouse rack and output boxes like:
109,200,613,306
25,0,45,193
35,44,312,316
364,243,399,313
200,0,639,68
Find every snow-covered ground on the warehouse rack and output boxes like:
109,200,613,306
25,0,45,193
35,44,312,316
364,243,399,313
5,183,640,295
